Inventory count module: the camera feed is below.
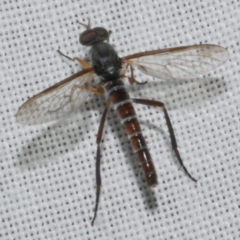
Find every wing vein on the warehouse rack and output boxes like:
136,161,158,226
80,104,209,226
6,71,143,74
16,69,94,125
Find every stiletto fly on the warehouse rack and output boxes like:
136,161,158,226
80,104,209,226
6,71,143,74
16,20,229,225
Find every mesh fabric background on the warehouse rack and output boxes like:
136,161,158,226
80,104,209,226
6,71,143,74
1,1,239,239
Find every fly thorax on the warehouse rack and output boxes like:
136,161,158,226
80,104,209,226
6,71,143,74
90,42,122,81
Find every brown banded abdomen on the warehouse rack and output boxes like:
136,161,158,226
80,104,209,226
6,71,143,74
116,98,157,187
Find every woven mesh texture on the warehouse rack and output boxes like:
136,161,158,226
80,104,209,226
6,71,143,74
1,1,239,239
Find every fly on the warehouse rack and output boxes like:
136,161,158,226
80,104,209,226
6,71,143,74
16,20,229,225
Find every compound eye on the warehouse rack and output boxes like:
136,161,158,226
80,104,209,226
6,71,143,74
92,27,109,39
80,29,97,46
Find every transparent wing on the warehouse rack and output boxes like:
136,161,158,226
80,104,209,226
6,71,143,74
122,45,229,80
16,68,94,125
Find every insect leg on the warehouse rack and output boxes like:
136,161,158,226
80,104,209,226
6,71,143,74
126,64,147,85
91,84,105,94
132,98,197,182
57,50,91,69
91,100,111,226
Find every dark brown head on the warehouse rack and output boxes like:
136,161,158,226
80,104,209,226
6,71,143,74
80,27,109,46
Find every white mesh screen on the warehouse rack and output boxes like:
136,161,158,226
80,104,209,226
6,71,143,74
1,1,239,239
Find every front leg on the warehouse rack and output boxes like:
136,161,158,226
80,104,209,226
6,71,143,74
57,49,91,69
132,98,197,182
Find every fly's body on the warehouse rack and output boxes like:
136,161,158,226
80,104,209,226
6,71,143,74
16,20,229,225
90,41,157,186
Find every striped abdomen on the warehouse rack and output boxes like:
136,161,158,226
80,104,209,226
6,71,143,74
104,80,157,187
